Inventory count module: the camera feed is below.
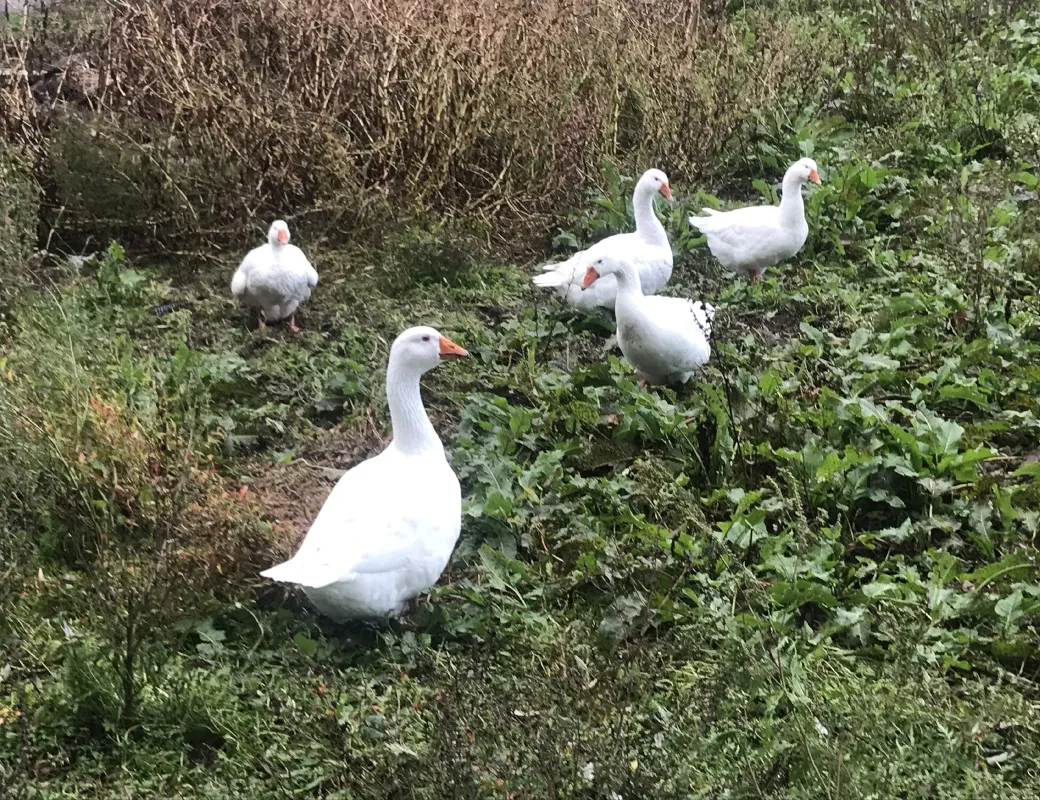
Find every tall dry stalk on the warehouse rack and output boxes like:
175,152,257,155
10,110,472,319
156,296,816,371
7,0,827,247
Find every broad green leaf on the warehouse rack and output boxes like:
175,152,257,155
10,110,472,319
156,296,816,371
877,518,912,542
995,590,1024,629
759,370,781,395
861,581,897,599
939,384,989,408
964,552,1034,587
293,634,318,658
994,486,1018,521
857,353,900,371
769,579,837,609
1014,462,1040,478
552,230,580,249
481,490,514,519
918,477,953,496
387,743,419,758
834,606,866,626
799,322,825,346
848,328,871,351
816,450,844,480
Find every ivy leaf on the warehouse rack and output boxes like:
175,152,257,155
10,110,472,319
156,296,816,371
598,593,646,646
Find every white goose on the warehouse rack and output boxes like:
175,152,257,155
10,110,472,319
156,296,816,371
582,254,714,386
533,169,674,310
689,158,821,283
231,219,318,332
261,326,468,620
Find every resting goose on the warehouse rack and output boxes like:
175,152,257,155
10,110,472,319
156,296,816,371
231,219,318,332
533,169,674,310
261,326,468,620
582,254,714,386
689,158,821,283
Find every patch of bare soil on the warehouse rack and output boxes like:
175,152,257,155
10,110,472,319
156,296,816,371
715,304,802,349
243,411,387,555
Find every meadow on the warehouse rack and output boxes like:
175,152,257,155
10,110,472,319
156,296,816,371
1,0,1040,797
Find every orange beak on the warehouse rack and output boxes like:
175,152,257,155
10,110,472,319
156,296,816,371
438,335,469,360
659,183,673,201
808,169,821,185
581,266,600,290
276,228,289,244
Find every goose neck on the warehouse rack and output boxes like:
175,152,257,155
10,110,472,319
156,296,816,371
779,173,806,227
386,362,442,457
612,263,644,297
633,187,669,247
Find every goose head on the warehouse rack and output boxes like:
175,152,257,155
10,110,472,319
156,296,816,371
268,219,291,246
787,158,821,186
581,254,637,289
390,326,469,374
635,168,673,202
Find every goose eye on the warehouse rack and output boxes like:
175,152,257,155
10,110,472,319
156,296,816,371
421,335,431,342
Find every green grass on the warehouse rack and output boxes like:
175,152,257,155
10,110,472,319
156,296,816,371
3,3,1040,798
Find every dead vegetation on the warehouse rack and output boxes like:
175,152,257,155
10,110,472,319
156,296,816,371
2,0,830,251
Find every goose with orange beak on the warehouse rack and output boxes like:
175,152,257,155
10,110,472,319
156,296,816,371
231,219,319,332
689,158,821,284
582,254,714,386
262,326,469,620
533,169,675,311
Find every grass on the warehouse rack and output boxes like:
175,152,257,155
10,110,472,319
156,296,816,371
2,1,1040,798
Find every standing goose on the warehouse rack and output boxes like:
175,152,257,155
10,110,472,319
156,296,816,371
582,254,714,386
689,158,821,283
261,326,468,620
533,169,674,311
231,219,318,332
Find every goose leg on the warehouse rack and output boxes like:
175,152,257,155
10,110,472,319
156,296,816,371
287,313,301,334
257,309,267,330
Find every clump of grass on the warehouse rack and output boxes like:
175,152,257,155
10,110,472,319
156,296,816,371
0,245,274,741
